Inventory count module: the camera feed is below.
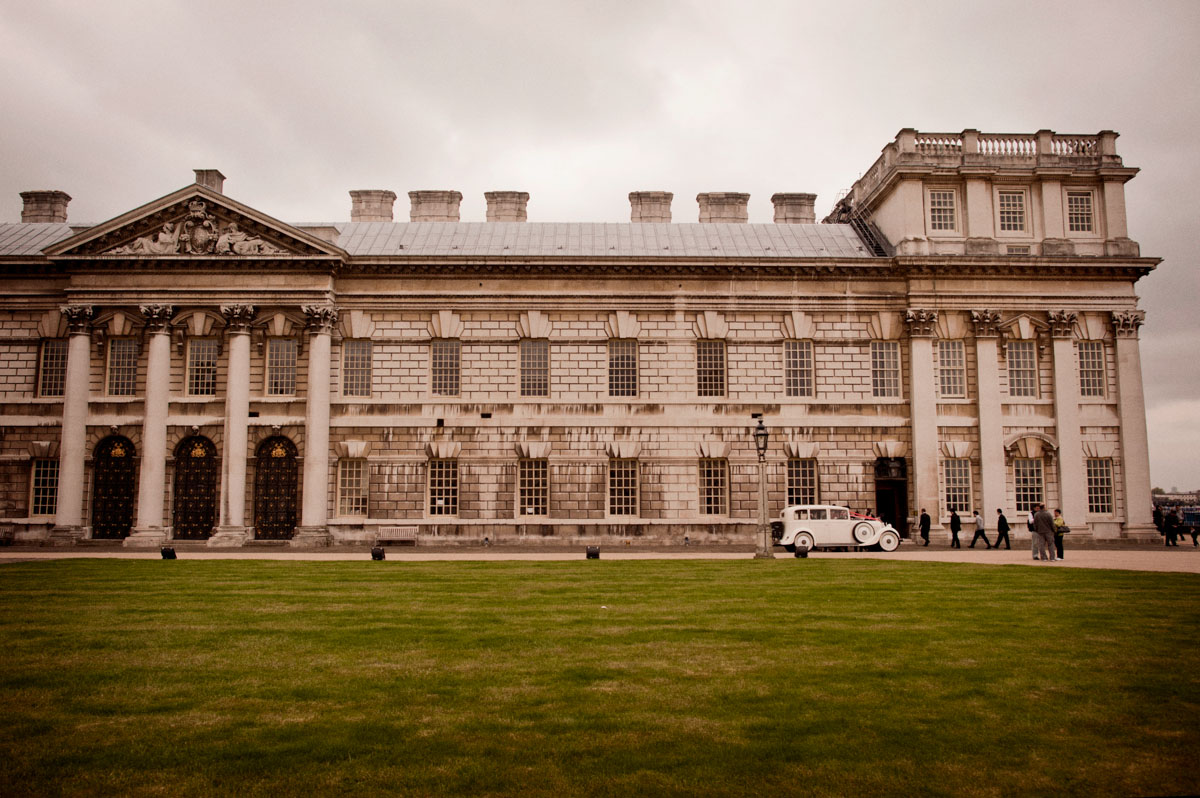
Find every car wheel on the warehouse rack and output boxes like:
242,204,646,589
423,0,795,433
878,530,900,552
793,532,814,553
852,522,875,544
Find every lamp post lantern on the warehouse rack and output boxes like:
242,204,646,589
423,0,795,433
753,418,775,559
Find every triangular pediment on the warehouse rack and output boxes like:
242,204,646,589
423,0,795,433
44,184,345,260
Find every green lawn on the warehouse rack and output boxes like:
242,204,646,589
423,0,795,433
1,559,1197,797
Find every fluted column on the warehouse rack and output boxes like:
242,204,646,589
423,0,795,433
209,304,255,547
971,310,1007,528
125,305,176,547
1111,310,1156,539
50,306,93,544
1048,311,1088,531
293,304,338,547
905,309,939,533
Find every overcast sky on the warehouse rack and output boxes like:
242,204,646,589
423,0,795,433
1,0,1197,489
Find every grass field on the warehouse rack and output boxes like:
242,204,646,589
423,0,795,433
1,559,1197,797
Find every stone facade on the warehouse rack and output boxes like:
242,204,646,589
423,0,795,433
0,132,1159,546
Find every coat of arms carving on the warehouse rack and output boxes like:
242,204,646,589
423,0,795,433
109,200,287,256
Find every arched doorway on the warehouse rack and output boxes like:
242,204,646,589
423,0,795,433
173,436,218,540
254,436,298,540
92,436,136,539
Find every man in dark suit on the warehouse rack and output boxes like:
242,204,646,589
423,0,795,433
949,508,962,549
994,508,1011,550
919,508,931,547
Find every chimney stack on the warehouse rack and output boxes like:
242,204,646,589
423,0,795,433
697,192,749,223
20,191,71,223
409,190,462,222
485,191,529,222
349,190,398,222
194,169,226,194
771,193,817,224
629,191,673,222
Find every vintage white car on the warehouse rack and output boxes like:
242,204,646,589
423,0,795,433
776,504,901,553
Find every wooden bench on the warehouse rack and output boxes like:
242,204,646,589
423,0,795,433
375,525,418,546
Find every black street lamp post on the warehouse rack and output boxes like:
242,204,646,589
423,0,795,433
753,418,774,559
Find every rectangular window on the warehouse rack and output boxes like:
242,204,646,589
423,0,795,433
871,341,901,398
699,458,728,515
38,339,68,397
1086,458,1114,514
518,459,549,516
696,340,726,397
608,458,639,516
430,339,460,396
783,340,814,398
1066,191,1094,233
997,190,1027,232
1007,340,1038,398
943,458,971,514
1013,458,1044,513
337,459,367,517
1078,340,1106,398
928,189,957,231
30,458,59,517
106,338,139,396
938,340,966,398
266,338,297,396
520,338,550,397
428,459,459,516
608,339,638,397
342,339,373,398
786,458,818,505
186,339,219,396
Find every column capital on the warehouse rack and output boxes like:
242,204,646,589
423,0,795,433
1111,309,1145,339
60,305,95,334
220,304,257,334
302,304,340,334
904,308,938,338
969,309,1002,338
1047,310,1078,338
139,304,176,332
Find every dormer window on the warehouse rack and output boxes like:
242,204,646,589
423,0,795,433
927,188,958,233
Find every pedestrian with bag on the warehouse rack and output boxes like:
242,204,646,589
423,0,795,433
1033,503,1057,562
994,508,1011,550
1052,508,1070,561
949,508,962,549
969,509,992,549
919,508,931,547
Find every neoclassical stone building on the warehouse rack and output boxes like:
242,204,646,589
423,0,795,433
0,128,1158,546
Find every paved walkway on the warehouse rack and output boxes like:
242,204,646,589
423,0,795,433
1,545,1198,573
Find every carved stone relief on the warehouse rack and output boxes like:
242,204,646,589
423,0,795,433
110,201,286,256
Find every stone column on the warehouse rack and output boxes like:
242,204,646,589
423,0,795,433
293,304,338,547
208,305,255,547
1111,310,1156,539
971,311,1007,529
905,309,939,536
49,305,94,544
125,305,175,548
1048,311,1088,531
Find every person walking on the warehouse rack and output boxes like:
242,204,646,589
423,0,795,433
919,508,931,547
1052,508,1069,560
1028,509,1038,560
1164,509,1180,547
1033,503,1057,561
949,508,962,549
994,508,1011,550
969,509,992,549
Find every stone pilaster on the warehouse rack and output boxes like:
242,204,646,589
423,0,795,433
209,304,255,547
1048,310,1088,531
970,310,1007,524
125,305,176,548
293,304,338,547
49,305,93,545
1111,310,1156,539
905,308,939,530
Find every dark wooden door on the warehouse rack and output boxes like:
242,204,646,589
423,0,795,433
254,437,297,540
173,437,218,540
92,436,136,539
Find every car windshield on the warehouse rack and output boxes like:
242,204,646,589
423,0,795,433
831,508,849,520
809,509,827,520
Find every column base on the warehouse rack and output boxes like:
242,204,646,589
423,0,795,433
1120,524,1161,543
123,527,170,548
291,526,332,548
46,525,85,547
206,526,250,547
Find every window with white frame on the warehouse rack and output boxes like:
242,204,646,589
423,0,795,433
997,190,1027,233
699,458,728,515
1013,458,1044,512
608,458,639,516
1078,340,1106,398
943,458,971,513
518,459,549,516
430,339,460,396
342,339,372,398
608,339,638,397
1066,191,1095,233
265,338,297,396
38,339,67,397
186,339,219,397
428,459,458,516
928,189,958,232
1086,458,1114,514
871,341,901,398
337,458,368,517
784,340,814,398
786,458,818,505
938,340,966,398
696,340,726,397
30,458,59,517
106,338,139,396
1006,340,1038,398
520,338,549,397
